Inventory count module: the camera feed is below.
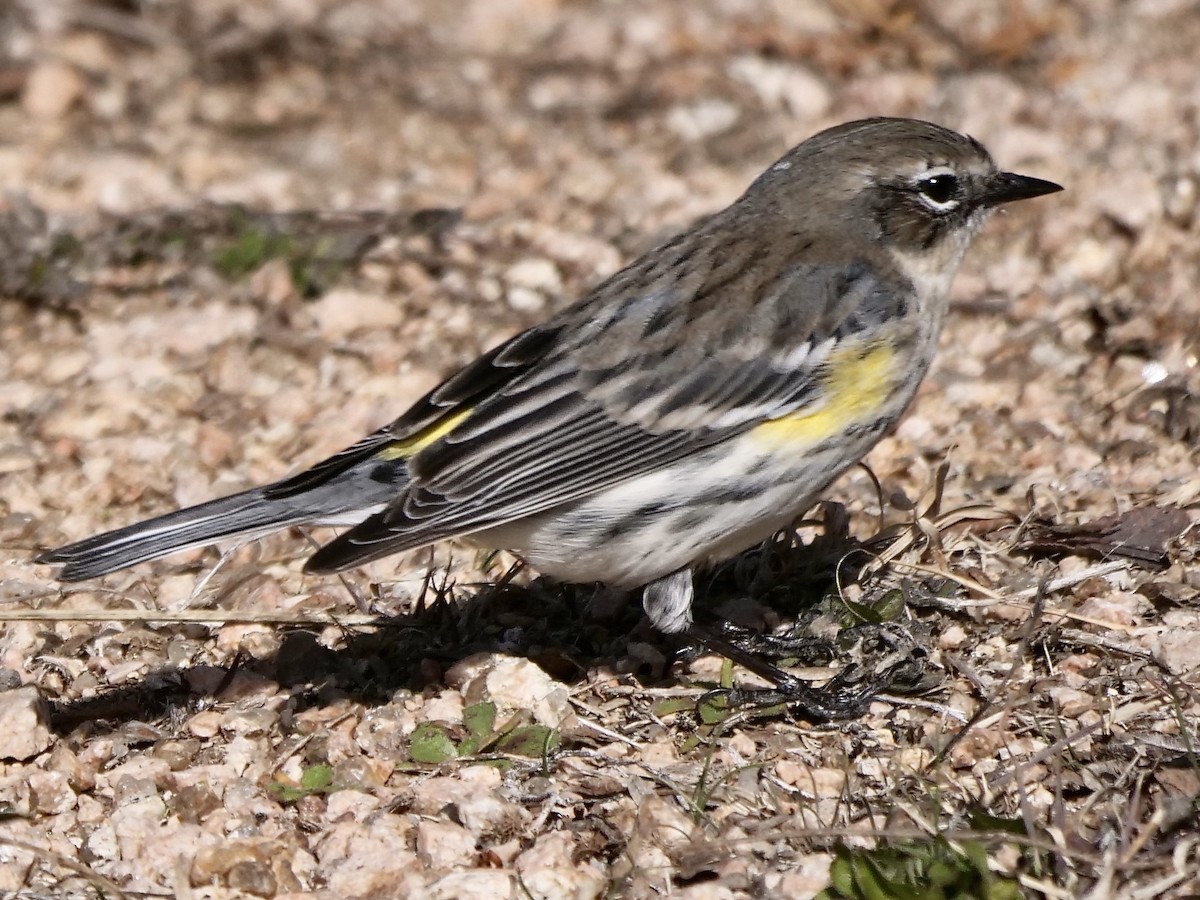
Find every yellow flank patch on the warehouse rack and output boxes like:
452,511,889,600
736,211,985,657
377,407,473,460
752,342,895,448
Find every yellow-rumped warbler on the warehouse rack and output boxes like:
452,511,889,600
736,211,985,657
37,117,1060,640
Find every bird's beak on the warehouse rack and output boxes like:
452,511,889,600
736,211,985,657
981,172,1063,207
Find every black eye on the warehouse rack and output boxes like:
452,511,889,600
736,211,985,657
916,173,959,206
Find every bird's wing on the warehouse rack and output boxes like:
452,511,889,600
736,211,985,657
306,236,910,571
263,324,561,498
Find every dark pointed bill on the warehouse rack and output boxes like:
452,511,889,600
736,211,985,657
981,172,1063,207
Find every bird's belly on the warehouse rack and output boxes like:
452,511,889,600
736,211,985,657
478,422,890,589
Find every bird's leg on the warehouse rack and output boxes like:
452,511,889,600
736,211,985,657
641,569,812,703
641,568,824,697
644,569,918,719
698,619,836,667
641,567,697,635
683,621,905,719
683,622,808,696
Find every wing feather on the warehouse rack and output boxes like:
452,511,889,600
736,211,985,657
265,324,562,498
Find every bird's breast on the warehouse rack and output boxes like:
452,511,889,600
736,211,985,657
749,340,900,452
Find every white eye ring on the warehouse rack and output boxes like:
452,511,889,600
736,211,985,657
913,169,960,212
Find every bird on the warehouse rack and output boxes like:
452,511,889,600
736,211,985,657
36,117,1061,649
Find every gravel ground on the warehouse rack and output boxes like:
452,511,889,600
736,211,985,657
2,1,1200,897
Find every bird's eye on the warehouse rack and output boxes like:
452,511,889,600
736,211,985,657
916,173,959,208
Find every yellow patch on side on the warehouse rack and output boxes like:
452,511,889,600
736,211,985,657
752,342,896,449
377,407,473,460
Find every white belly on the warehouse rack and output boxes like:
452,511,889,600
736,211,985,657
478,423,883,588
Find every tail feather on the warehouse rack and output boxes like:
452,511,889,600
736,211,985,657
35,487,314,581
36,460,409,581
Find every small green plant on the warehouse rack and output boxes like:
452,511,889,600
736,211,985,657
212,214,350,297
658,657,789,751
838,586,908,625
409,722,462,764
407,701,560,765
213,223,291,280
266,763,336,804
818,838,1021,900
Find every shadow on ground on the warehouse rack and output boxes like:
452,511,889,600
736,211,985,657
45,520,871,737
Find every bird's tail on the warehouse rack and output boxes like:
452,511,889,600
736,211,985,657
35,461,404,581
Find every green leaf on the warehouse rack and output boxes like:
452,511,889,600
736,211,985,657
652,696,698,717
851,853,893,900
841,595,884,625
697,693,733,726
814,839,1020,900
266,782,305,803
872,589,907,621
827,849,856,896
457,737,480,757
410,723,459,764
463,702,497,739
266,763,336,804
299,763,334,792
968,809,1028,835
495,724,558,758
214,227,281,278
